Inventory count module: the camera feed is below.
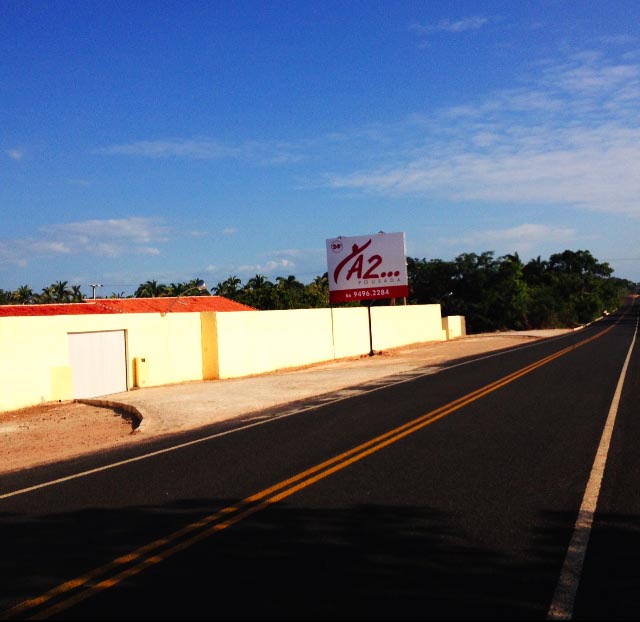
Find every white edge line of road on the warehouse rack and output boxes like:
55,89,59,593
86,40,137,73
547,310,639,620
0,327,591,500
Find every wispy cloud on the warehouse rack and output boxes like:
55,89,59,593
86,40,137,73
236,247,331,281
94,49,640,220
97,139,241,159
324,49,640,217
446,224,577,256
30,241,72,254
0,217,169,268
599,34,638,46
67,178,92,187
136,246,161,256
203,247,326,283
6,148,24,161
236,258,297,276
270,249,306,259
96,138,306,165
47,217,169,245
182,226,238,239
410,16,491,35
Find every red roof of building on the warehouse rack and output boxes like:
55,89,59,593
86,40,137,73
0,296,255,317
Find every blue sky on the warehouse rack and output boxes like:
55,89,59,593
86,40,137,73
2,0,639,297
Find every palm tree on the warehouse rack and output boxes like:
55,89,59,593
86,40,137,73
37,285,56,303
276,275,304,291
135,280,168,297
523,256,548,286
70,285,84,302
0,289,12,305
214,276,242,299
275,275,305,308
166,282,188,296
50,281,73,303
12,285,34,304
306,274,329,308
243,274,277,309
246,274,272,291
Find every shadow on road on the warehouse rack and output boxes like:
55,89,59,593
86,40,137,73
0,498,593,620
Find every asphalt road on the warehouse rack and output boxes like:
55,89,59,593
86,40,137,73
1,302,638,620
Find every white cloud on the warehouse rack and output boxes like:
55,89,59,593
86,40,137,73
0,217,169,268
30,241,72,254
329,126,640,215
136,247,161,256
89,242,121,257
97,139,240,159
599,35,637,46
447,224,576,249
410,16,491,34
324,49,640,217
6,148,24,161
236,258,296,275
96,138,305,165
0,239,71,267
0,242,28,267
434,224,580,261
270,249,306,258
546,51,640,95
47,217,169,245
205,247,326,283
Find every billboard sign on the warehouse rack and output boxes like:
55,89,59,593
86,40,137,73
326,232,409,303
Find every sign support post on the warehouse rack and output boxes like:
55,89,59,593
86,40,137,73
367,303,374,356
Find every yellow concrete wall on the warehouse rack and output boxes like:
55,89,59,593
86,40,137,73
0,316,72,411
442,315,467,340
214,309,335,379
200,312,219,380
50,365,73,400
370,304,446,351
330,307,371,359
0,312,204,412
125,313,203,387
212,305,448,379
1,304,460,412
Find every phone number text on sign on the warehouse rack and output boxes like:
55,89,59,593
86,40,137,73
354,289,389,298
330,285,409,303
325,232,409,303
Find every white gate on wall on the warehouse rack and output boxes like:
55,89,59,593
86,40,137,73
68,330,127,399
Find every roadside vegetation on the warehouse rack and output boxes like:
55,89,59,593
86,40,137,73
407,250,635,333
1,249,635,333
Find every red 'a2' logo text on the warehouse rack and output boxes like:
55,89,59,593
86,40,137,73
333,239,383,283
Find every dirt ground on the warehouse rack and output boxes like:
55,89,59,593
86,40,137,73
0,401,140,475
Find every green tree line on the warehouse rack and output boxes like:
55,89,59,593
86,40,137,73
1,250,635,333
408,250,635,332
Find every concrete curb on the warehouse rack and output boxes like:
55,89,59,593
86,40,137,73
76,398,146,433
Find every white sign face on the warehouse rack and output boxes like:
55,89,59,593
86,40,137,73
325,232,408,303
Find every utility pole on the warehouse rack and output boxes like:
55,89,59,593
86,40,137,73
89,283,103,300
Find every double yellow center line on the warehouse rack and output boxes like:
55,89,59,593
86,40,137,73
1,322,616,620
